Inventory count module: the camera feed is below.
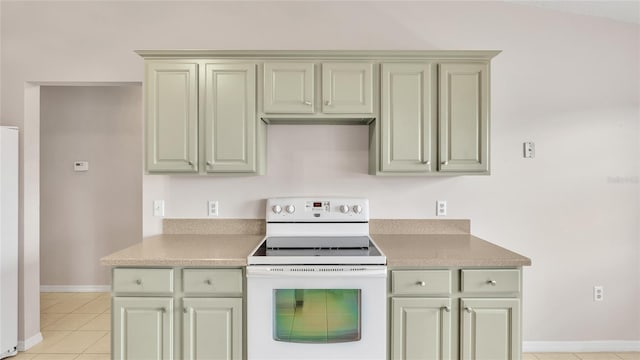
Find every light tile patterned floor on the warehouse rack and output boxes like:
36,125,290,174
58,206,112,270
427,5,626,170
13,292,110,360
9,292,640,360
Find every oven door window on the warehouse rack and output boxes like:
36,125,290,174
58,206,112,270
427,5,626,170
273,289,361,343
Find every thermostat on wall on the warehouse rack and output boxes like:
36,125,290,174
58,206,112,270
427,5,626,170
74,161,89,172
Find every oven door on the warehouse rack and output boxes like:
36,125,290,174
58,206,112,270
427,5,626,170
247,265,387,360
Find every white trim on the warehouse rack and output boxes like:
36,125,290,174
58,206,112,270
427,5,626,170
523,341,640,353
17,332,42,351
40,285,110,293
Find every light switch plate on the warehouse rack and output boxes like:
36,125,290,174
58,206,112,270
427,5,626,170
436,201,447,216
153,200,165,217
208,200,219,217
74,161,89,172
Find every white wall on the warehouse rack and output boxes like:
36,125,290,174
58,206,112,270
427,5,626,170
40,85,142,287
1,0,638,345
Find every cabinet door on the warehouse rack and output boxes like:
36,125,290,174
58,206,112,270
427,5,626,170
113,297,173,360
460,298,520,360
380,64,435,172
322,63,373,113
183,298,242,360
146,62,198,173
263,62,314,113
438,63,489,173
204,63,257,173
392,297,452,360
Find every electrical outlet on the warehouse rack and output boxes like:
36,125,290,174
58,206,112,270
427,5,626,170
153,200,164,217
436,201,447,216
208,200,219,217
523,142,535,158
594,286,604,301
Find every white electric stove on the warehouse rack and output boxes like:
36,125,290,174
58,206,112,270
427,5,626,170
247,197,387,360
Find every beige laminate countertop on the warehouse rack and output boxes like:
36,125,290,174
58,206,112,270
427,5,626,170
101,233,531,267
100,234,264,267
371,234,531,267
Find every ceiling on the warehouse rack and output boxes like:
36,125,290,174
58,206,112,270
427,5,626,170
506,1,640,25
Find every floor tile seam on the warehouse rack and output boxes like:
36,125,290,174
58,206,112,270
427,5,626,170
77,331,110,354
42,313,101,331
45,330,109,353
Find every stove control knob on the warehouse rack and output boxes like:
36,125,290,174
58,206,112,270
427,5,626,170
285,205,296,214
352,205,362,214
339,204,350,214
272,205,282,214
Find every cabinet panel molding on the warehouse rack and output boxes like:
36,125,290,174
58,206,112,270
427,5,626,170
322,63,373,114
380,63,435,173
113,297,174,360
392,297,452,360
460,298,520,360
263,62,314,113
146,62,198,173
438,63,489,173
183,298,243,360
204,63,257,173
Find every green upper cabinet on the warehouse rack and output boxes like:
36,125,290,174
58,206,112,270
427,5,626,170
263,61,374,116
203,63,257,173
373,61,491,175
138,51,498,176
144,59,264,175
145,62,198,173
322,63,373,114
438,63,489,173
263,62,314,113
380,63,436,173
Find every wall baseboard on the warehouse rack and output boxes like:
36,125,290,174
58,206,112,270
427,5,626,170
40,285,110,292
18,332,43,351
523,341,640,352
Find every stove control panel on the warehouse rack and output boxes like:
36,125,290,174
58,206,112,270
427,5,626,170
266,197,369,222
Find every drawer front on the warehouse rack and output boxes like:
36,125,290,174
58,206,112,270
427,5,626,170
461,269,520,293
183,269,243,295
392,270,452,295
113,268,174,294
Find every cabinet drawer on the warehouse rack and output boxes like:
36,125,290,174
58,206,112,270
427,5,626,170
461,269,520,293
183,269,243,295
392,270,451,295
113,268,174,294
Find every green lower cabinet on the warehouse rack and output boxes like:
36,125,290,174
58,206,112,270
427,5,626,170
391,297,452,360
113,297,174,360
182,298,243,360
460,298,521,360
